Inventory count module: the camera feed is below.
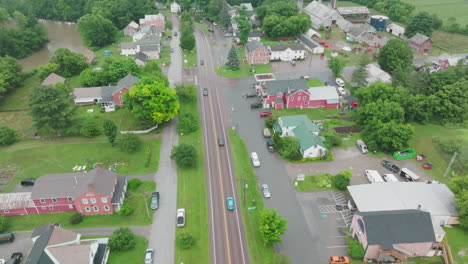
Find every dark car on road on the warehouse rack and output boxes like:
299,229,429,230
250,103,262,109
382,160,400,173
21,178,36,186
5,253,23,264
218,137,225,146
150,192,159,210
266,139,275,152
203,87,208,96
260,112,272,117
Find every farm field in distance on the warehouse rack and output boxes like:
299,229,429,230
401,0,468,25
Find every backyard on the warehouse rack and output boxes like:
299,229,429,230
183,49,198,69
107,236,148,264
7,181,156,231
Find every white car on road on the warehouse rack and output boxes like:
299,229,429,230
337,87,346,96
335,78,345,87
261,184,271,198
251,152,260,167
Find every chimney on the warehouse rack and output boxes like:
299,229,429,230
417,204,421,210
88,184,95,192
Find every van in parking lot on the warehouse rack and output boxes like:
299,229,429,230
365,170,384,183
383,174,399,182
356,139,368,154
0,232,15,244
400,168,420,182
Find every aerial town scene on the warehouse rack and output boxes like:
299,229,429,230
0,0,467,263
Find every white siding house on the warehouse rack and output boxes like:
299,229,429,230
269,44,306,61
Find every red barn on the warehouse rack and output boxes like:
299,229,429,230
0,193,38,216
408,33,432,54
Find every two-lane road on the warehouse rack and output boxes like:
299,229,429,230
195,26,250,264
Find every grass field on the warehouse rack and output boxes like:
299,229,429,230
7,181,155,231
294,173,336,192
216,65,245,78
77,105,147,132
107,236,148,264
92,35,132,66
401,0,468,25
444,227,468,264
0,138,161,191
183,49,198,69
155,45,172,66
431,31,468,55
229,129,276,264
306,78,325,87
174,95,209,264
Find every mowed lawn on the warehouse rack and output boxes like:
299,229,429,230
175,98,209,264
444,227,468,264
0,138,161,191
431,31,468,55
107,236,149,264
401,0,468,24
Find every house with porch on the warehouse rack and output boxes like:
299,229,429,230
274,115,327,158
408,33,432,54
26,223,110,264
245,40,270,65
123,21,139,36
350,210,438,262
269,44,306,61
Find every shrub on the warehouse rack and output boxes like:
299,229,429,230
170,143,197,168
69,212,83,225
118,204,134,216
346,237,365,259
109,227,136,251
331,170,351,191
80,118,100,137
176,84,197,103
321,130,342,147
127,178,143,191
0,125,19,146
177,113,198,134
0,216,6,232
176,233,195,249
265,116,277,129
118,133,141,153
144,147,152,167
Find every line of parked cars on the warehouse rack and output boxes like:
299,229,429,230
366,159,422,183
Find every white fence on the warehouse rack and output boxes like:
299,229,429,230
120,124,159,134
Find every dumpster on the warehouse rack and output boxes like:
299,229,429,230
393,148,416,160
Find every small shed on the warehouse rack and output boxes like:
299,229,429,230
386,23,405,37
41,73,66,86
79,47,96,64
408,33,432,54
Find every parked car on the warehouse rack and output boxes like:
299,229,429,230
251,152,260,167
356,139,368,154
20,178,36,186
365,170,384,183
320,41,331,47
150,192,159,210
261,184,271,198
260,112,272,117
5,252,23,264
218,137,225,146
0,232,15,244
144,248,154,264
226,197,235,211
203,87,208,96
329,256,349,264
250,103,262,109
335,78,345,87
382,160,400,173
174,31,178,36
383,173,399,182
176,208,185,227
224,32,233,37
337,87,346,96
200,59,204,65
266,139,275,152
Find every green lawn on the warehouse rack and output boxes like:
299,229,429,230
155,45,171,66
0,111,32,139
0,138,161,191
444,227,468,264
401,0,468,25
272,108,341,121
92,35,132,66
77,105,147,132
306,78,325,87
431,31,468,55
107,236,148,264
7,181,155,231
0,74,40,111
407,256,445,263
183,49,198,69
294,173,336,192
228,129,276,264
215,65,245,78
175,96,209,264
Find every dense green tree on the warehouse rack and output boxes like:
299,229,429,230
38,63,60,81
180,29,196,50
351,54,370,87
434,80,468,124
226,46,240,70
357,100,405,128
206,0,222,21
321,130,342,148
124,76,179,124
0,56,23,100
426,65,466,95
236,7,250,45
328,56,346,77
176,233,196,250
102,56,140,84
0,7,8,24
0,215,6,232
77,14,117,48
12,11,28,28
347,237,365,259
50,48,88,77
28,85,77,135
109,228,136,251
79,68,108,86
80,118,100,137
171,143,197,168
354,82,411,107
378,39,413,74
0,21,48,58
220,5,231,28
332,170,351,191
405,11,441,38
103,119,118,145
0,125,18,146
118,133,141,153
386,2,414,23
456,192,468,230
176,84,197,103
405,94,436,123
177,113,199,134
259,209,288,245
363,121,414,151
262,13,310,38
278,136,302,161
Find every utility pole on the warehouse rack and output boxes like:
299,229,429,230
443,152,458,178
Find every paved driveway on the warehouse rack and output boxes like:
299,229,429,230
0,232,32,262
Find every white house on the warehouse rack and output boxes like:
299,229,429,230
247,31,261,42
275,115,327,158
269,44,306,61
171,2,181,13
386,23,405,37
120,36,161,58
120,42,138,56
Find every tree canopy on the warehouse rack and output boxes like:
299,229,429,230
259,0,310,38
227,46,240,70
77,14,117,48
124,76,179,124
328,56,346,77
405,11,442,38
0,56,23,100
259,208,288,245
50,48,88,77
378,39,413,74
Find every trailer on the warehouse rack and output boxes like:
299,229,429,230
400,168,421,182
365,170,384,183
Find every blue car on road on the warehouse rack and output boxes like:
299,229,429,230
226,197,235,211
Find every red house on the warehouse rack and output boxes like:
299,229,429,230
408,33,432,54
0,169,127,217
245,40,270,65
257,79,341,109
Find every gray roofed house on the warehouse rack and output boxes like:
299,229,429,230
79,48,96,64
263,79,308,96
134,52,149,65
307,86,340,102
248,31,261,38
245,40,266,53
408,33,432,53
73,87,103,104
41,73,66,86
120,41,137,49
337,6,370,16
269,44,305,52
409,33,430,45
111,176,127,206
304,1,343,29
31,168,118,200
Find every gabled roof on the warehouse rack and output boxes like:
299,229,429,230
248,31,261,38
0,192,35,210
126,21,139,29
41,73,65,86
79,48,96,64
304,1,342,28
269,44,305,52
264,79,308,95
366,64,391,84
115,73,139,91
139,44,160,52
307,86,339,101
278,115,320,133
387,23,405,33
111,176,127,204
137,36,161,45
337,6,369,15
134,52,148,63
409,33,430,45
73,87,103,99
245,40,267,53
31,168,117,200
121,41,137,49
293,125,326,151
356,209,436,249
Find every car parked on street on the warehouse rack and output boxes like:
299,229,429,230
260,112,272,117
150,192,159,210
226,197,235,210
266,139,275,152
203,87,208,96
5,252,23,264
261,184,271,198
144,248,154,264
218,137,225,146
335,78,345,87
20,178,36,186
0,232,15,244
176,208,185,227
329,256,349,264
356,139,368,154
251,152,260,167
250,103,262,109
382,160,400,173
337,87,346,96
